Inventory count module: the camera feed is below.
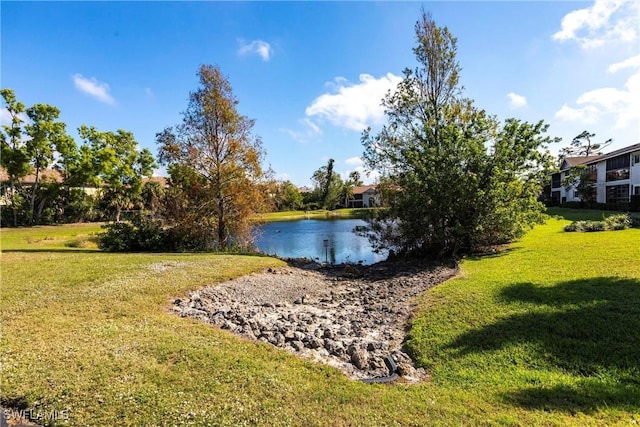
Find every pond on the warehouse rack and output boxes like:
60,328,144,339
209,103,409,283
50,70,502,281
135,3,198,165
254,219,386,265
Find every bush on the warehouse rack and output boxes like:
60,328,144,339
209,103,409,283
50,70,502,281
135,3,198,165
564,213,632,233
604,213,632,230
99,215,171,252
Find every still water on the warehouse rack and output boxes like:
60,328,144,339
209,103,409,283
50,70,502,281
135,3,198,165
254,219,386,265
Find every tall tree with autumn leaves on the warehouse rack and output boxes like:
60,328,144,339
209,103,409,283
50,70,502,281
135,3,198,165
156,64,270,250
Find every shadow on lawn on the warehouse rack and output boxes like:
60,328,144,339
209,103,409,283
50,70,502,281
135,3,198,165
446,277,640,413
1,248,102,253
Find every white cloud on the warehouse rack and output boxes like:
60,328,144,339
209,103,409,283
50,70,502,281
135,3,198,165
279,118,322,143
552,0,638,49
608,54,640,73
301,118,320,134
305,73,402,131
506,92,527,109
72,73,115,105
345,156,364,166
237,40,273,61
555,68,639,129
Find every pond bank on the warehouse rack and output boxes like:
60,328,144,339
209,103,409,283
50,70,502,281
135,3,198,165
173,260,457,382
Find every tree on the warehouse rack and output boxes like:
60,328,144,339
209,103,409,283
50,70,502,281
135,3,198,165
340,171,364,208
561,164,597,203
24,103,70,224
310,159,343,209
157,64,268,250
78,125,156,222
348,171,363,187
272,180,303,211
360,10,558,258
559,130,612,160
0,89,30,226
321,158,336,208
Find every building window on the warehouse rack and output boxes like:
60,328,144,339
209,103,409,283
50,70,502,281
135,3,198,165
606,154,630,170
635,186,640,196
606,184,630,203
606,168,630,181
605,154,631,182
551,173,561,188
633,153,640,166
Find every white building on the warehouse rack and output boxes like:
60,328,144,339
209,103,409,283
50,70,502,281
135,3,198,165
348,185,380,208
550,143,640,204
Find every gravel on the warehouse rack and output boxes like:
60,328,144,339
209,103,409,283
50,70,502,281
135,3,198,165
172,260,457,382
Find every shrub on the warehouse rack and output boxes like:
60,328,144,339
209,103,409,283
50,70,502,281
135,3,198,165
564,213,632,233
604,213,632,230
99,215,171,252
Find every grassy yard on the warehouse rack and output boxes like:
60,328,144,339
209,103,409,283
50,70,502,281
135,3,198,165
1,210,639,425
254,208,373,223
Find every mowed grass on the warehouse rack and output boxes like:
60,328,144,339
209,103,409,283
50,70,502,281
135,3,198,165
407,207,640,424
1,209,639,425
254,208,372,223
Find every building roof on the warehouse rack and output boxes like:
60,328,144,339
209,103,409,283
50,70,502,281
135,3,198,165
352,185,376,194
562,156,601,169
589,143,640,163
142,176,169,188
0,167,63,184
560,143,640,170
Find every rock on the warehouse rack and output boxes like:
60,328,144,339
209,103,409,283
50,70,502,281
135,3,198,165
171,263,457,382
306,336,324,349
221,320,236,331
369,358,386,370
180,308,210,323
324,339,345,358
350,349,369,370
396,362,412,377
291,340,305,351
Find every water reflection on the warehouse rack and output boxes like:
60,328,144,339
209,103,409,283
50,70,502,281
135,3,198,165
254,219,386,265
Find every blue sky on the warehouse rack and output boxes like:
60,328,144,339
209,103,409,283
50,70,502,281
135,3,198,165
2,1,638,186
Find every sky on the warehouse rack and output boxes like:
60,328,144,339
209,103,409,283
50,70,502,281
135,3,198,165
2,1,639,187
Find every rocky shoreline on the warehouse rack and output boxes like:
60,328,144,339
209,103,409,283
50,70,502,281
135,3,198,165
173,260,457,382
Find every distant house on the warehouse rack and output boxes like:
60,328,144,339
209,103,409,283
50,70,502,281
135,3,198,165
550,143,640,204
0,168,169,206
142,175,170,189
0,167,66,205
348,185,379,208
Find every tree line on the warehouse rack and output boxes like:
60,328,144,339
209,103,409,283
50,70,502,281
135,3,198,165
1,88,156,227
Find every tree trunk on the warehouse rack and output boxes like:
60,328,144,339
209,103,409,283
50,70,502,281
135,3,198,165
28,167,41,225
9,180,19,227
218,198,227,248
36,197,48,224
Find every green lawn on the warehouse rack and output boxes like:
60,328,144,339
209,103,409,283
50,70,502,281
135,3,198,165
254,208,373,222
1,210,639,425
